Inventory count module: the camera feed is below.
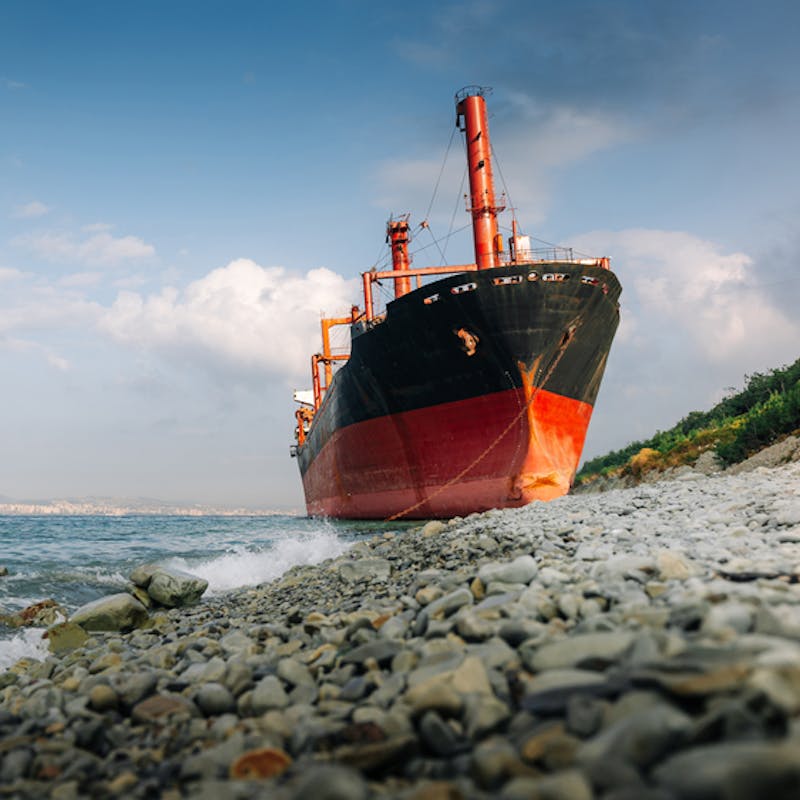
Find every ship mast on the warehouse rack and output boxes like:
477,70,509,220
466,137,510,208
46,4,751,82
456,86,504,270
386,215,412,298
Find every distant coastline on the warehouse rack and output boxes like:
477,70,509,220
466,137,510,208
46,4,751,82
0,498,298,516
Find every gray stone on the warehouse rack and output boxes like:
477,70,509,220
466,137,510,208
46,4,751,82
289,682,318,705
498,618,546,647
289,765,369,800
472,637,520,670
464,694,510,739
418,710,470,757
407,651,465,688
88,684,118,711
46,621,89,653
219,630,256,655
501,770,593,800
478,554,538,585
277,657,314,687
180,731,246,780
456,611,496,641
0,748,33,782
566,694,606,738
405,678,463,717
702,601,754,634
694,450,721,475
653,740,800,799
377,615,409,640
130,692,200,723
251,674,289,713
341,639,402,667
147,567,208,607
593,555,657,582
70,593,148,632
129,562,160,588
521,669,610,715
524,631,635,671
579,702,692,770
470,736,522,790
109,670,158,707
338,558,391,583
195,682,236,716
452,655,493,695
224,660,253,696
425,587,473,619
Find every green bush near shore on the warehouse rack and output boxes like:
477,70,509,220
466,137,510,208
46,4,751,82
576,355,800,484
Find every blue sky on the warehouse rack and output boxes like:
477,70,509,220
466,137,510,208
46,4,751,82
1,1,799,508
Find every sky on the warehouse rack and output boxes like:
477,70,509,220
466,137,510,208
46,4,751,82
1,0,799,509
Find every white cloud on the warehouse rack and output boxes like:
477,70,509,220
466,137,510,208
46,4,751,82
0,267,27,282
0,337,69,371
113,273,149,289
59,272,103,287
572,228,800,365
495,99,633,224
0,289,102,336
15,230,155,265
503,94,633,169
1,77,27,90
12,201,49,219
577,229,800,461
100,259,357,382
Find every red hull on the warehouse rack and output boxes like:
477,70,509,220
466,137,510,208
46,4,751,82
302,386,593,519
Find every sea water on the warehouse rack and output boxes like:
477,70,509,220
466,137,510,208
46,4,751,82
0,514,406,670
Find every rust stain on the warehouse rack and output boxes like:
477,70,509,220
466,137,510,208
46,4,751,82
508,353,578,502
455,328,479,356
517,356,543,438
230,747,292,780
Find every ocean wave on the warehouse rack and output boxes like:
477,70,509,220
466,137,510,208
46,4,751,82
0,627,49,671
162,526,352,593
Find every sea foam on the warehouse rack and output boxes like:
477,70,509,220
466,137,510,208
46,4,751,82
0,627,49,672
163,527,352,594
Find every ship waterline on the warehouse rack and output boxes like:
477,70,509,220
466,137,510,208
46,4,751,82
301,386,594,519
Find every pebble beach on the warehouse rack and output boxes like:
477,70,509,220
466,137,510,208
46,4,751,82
2,455,800,799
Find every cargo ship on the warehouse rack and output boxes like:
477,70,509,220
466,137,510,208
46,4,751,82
291,87,621,520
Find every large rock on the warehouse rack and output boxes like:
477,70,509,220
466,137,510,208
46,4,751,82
129,562,161,588
0,598,65,628
46,621,89,653
70,593,148,632
146,567,208,607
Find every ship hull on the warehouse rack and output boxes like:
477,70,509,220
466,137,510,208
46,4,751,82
296,262,621,519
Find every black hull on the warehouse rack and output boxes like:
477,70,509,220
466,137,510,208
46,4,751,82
298,261,621,478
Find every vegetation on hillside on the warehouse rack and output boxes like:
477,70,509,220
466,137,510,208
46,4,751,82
576,356,800,485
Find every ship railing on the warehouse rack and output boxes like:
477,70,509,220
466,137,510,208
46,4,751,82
502,248,610,269
362,263,479,320
361,252,611,320
511,246,573,262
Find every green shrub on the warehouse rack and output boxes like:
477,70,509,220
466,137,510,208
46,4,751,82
577,355,800,480
716,384,800,465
